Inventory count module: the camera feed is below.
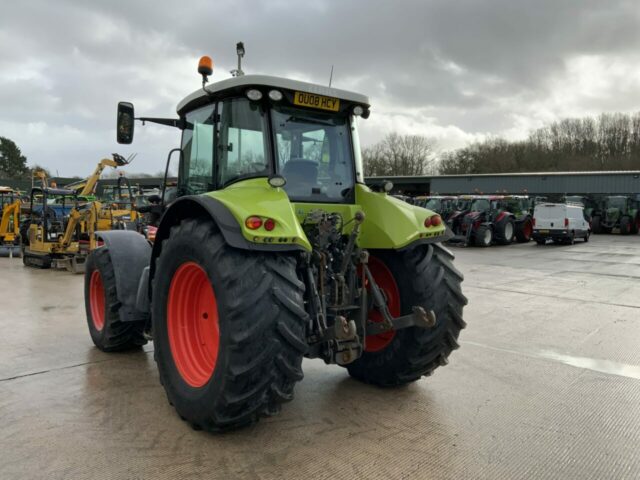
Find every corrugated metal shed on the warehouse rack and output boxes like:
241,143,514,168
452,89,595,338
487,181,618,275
366,171,640,195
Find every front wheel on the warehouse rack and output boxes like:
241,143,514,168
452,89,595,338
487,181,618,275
347,243,467,386
474,225,492,247
152,219,307,432
620,216,631,235
495,219,514,245
515,218,533,243
84,248,147,351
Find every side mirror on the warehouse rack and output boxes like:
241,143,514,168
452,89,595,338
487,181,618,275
117,102,135,144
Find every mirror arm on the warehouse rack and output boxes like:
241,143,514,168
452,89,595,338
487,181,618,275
136,117,185,129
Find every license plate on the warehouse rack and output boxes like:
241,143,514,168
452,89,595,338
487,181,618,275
293,91,340,112
539,229,549,233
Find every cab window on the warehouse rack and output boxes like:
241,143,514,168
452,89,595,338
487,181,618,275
181,104,215,195
217,98,270,186
272,106,354,203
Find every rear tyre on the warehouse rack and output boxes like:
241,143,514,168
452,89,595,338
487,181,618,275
619,216,631,235
474,225,492,247
515,218,533,243
152,218,307,432
347,243,467,387
495,219,514,245
84,248,147,351
591,216,602,234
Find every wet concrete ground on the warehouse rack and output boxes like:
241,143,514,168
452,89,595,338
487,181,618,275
1,235,639,479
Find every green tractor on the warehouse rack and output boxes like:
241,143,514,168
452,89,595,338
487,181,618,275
564,195,597,220
591,196,640,235
84,47,467,432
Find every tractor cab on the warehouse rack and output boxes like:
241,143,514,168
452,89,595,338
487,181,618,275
419,196,458,219
26,187,78,245
123,74,370,207
0,186,19,208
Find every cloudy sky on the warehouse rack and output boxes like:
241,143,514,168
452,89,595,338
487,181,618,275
2,0,640,176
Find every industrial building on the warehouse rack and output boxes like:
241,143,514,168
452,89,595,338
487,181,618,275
3,171,640,198
366,170,640,196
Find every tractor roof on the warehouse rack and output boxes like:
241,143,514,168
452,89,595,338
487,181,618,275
31,187,76,196
177,74,370,115
418,195,457,200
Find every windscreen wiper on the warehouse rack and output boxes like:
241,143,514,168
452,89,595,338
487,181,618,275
285,116,334,126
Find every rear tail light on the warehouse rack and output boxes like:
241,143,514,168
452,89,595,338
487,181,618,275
264,218,276,231
245,216,263,229
564,218,569,227
424,215,442,228
245,216,276,231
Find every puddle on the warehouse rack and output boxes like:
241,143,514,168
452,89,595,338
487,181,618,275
536,351,640,380
465,341,640,380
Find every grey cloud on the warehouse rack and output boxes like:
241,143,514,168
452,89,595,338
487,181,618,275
1,0,639,175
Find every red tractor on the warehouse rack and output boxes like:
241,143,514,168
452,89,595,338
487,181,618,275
448,195,527,247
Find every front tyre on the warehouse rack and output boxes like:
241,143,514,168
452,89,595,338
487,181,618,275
84,248,147,351
620,216,631,235
515,218,533,243
152,219,307,432
347,243,467,386
474,225,492,247
495,218,515,245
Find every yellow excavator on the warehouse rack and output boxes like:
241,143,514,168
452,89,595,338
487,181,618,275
0,186,22,257
22,154,135,272
22,186,98,271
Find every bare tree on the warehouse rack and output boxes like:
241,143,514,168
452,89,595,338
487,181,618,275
439,111,640,174
363,133,437,176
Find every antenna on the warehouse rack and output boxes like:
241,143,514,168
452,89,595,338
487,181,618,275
231,42,245,77
328,65,334,87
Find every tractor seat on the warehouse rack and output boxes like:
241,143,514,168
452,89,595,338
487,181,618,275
281,159,318,195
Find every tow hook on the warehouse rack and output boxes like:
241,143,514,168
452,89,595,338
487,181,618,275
365,306,437,336
334,315,357,341
413,306,437,328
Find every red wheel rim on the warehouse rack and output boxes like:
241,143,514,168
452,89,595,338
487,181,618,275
364,257,401,352
89,270,105,331
167,262,220,388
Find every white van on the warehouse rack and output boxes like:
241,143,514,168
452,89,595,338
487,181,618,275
532,203,590,245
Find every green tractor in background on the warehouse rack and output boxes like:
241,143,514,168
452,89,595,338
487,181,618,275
564,195,598,220
502,195,534,243
84,46,467,432
591,195,640,235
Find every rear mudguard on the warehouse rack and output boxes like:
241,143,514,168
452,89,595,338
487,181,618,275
94,230,151,321
355,184,449,249
149,194,308,298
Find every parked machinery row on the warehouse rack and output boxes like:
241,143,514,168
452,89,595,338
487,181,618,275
1,154,158,271
412,193,640,247
414,194,535,247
